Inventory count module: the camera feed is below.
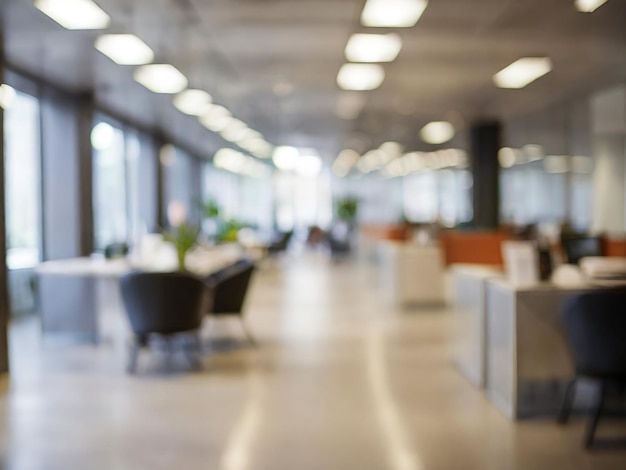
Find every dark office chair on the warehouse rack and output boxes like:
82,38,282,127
204,259,257,346
558,288,626,448
120,271,208,373
267,230,293,256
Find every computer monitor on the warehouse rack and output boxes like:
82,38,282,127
563,236,603,265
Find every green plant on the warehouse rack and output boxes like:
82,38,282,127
216,219,248,243
163,223,200,270
336,197,359,225
202,199,221,219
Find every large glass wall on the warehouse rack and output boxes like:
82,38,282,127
4,88,42,269
92,120,127,250
93,117,159,249
499,156,592,230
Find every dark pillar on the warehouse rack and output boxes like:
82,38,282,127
77,94,94,256
470,121,501,229
0,33,10,373
156,138,167,230
41,90,95,259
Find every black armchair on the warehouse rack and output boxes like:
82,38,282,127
205,259,257,345
558,288,626,448
120,271,208,373
267,230,293,255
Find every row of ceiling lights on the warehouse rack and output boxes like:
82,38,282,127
32,0,273,174
332,0,609,178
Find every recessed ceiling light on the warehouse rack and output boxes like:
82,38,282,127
493,57,552,89
345,34,403,63
420,121,455,144
273,146,299,170
133,64,188,94
95,34,154,65
199,105,233,132
361,0,428,28
0,84,17,109
35,0,110,30
173,89,213,116
575,0,609,13
91,122,115,150
220,119,249,142
332,149,360,177
337,64,385,91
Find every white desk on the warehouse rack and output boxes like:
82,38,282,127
36,248,244,342
485,279,597,419
377,241,446,307
450,264,502,388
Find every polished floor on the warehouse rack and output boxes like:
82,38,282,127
0,254,625,469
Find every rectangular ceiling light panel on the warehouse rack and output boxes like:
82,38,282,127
134,64,188,94
337,64,385,91
95,34,154,65
345,34,402,63
575,0,609,12
35,0,110,30
361,0,428,28
493,57,552,89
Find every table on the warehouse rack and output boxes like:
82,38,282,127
36,248,245,342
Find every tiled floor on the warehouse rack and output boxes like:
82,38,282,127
1,254,625,469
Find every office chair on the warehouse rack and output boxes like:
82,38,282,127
558,288,626,448
120,271,208,373
204,259,257,346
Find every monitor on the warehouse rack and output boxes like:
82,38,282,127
563,236,603,265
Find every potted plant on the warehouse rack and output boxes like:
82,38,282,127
336,197,359,229
163,223,200,271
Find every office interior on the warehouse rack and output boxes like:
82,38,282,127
1,0,626,468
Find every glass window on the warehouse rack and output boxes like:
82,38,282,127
92,121,127,250
4,89,42,269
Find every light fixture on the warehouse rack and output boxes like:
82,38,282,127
133,64,188,94
34,0,110,30
361,0,428,28
90,122,115,150
199,105,232,132
332,149,360,177
345,34,403,63
420,121,455,144
337,64,385,91
493,57,552,89
575,0,609,13
95,34,154,65
214,148,269,178
0,84,17,109
173,89,213,116
498,148,517,168
543,155,570,174
272,146,299,170
220,119,249,143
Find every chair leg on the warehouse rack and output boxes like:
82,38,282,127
557,379,577,424
127,335,142,374
183,333,203,370
239,318,257,347
585,381,606,449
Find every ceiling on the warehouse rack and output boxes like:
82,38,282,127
2,0,626,162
